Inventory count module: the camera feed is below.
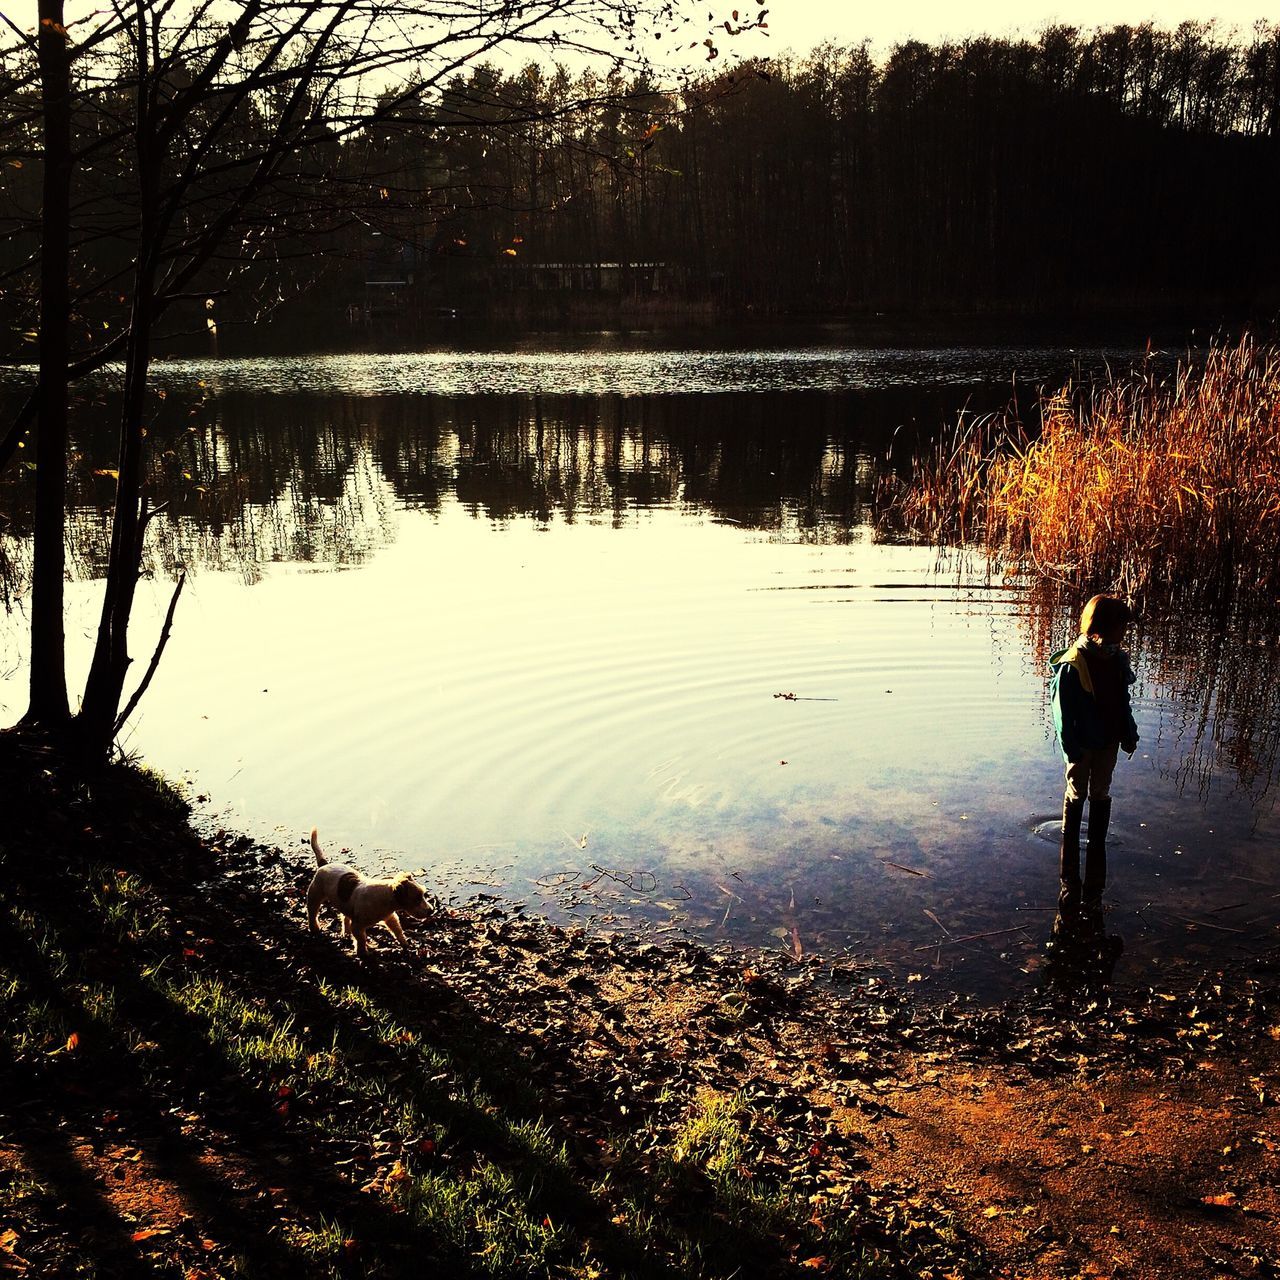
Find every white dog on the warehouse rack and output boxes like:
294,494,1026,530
306,828,432,958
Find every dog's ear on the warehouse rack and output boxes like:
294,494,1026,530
392,876,424,909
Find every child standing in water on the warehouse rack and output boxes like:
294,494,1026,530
1049,594,1140,915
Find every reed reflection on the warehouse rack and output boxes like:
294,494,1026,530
1021,579,1280,813
0,522,25,612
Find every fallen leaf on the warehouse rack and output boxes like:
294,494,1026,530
1201,1192,1238,1209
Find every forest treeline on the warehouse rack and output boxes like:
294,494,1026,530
3,21,1280,333
405,23,1280,317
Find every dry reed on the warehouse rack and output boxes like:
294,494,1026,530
887,335,1280,602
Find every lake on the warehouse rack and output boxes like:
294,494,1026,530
2,329,1277,998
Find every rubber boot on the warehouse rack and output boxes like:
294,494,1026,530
1083,794,1111,910
1058,795,1085,915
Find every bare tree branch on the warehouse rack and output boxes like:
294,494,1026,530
112,567,185,737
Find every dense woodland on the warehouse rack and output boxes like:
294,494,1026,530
403,23,1280,317
3,21,1280,341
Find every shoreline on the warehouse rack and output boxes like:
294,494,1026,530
2,736,1279,1278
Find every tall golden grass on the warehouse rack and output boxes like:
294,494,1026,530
888,335,1280,601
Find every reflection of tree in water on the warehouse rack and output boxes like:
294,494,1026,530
1021,580,1280,811
0,533,28,617
3,387,890,591
1,383,965,573
373,391,879,535
3,380,401,581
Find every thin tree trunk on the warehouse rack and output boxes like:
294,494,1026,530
76,0,157,756
76,288,156,753
24,0,73,728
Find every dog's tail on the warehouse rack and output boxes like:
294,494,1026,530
310,827,327,866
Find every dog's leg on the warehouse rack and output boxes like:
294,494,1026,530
354,925,369,959
307,885,324,933
384,912,411,948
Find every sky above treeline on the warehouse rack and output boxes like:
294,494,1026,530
753,0,1274,52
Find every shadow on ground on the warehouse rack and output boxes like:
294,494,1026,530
0,734,969,1279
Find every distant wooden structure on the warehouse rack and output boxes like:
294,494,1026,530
350,231,417,321
497,260,676,293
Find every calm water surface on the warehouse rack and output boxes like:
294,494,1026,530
2,336,1277,997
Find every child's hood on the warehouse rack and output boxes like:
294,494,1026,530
1048,640,1093,694
1048,640,1080,668
1048,639,1136,690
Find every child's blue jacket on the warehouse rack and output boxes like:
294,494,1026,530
1048,640,1139,763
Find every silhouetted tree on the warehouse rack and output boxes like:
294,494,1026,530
2,0,756,758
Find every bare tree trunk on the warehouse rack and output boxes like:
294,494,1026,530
23,0,73,729
75,2,158,757
75,286,157,754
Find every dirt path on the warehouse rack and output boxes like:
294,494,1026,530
837,1052,1280,1279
